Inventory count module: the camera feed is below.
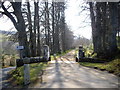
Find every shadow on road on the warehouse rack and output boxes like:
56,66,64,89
39,51,119,88
44,56,64,88
13,50,118,88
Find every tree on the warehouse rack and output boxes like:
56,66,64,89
0,0,75,58
26,2,34,56
1,1,30,58
89,2,119,58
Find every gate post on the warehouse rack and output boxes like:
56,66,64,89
24,64,30,85
76,45,85,62
16,46,30,85
43,45,50,61
16,45,51,85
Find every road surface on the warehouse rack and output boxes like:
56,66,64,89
1,66,16,88
33,50,119,88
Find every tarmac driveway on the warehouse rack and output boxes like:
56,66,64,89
33,50,119,88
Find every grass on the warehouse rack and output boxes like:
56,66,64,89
50,48,74,60
9,62,48,86
79,59,120,76
78,43,120,76
8,49,73,86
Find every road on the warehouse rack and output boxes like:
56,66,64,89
33,50,119,88
1,66,16,88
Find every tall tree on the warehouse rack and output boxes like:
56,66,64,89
1,1,30,58
89,2,119,58
27,2,34,57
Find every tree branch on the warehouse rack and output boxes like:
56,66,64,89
1,2,18,30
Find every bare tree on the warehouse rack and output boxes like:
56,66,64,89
1,1,30,58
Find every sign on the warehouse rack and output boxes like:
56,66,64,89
16,46,24,50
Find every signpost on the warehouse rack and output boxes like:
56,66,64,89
16,46,24,50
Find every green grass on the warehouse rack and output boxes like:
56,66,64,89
50,49,74,60
9,62,48,85
79,59,120,76
9,48,75,85
78,43,120,76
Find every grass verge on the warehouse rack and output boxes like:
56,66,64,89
9,62,48,86
79,59,120,76
8,49,74,86
50,48,74,60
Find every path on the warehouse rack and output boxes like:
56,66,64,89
1,66,16,88
33,50,119,88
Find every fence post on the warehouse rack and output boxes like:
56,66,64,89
24,64,30,85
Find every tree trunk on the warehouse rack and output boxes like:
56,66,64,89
27,2,34,57
36,1,41,56
89,2,97,53
11,2,30,57
52,2,55,54
33,2,38,56
107,3,118,55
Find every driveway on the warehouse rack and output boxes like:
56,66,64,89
1,66,16,89
33,50,119,88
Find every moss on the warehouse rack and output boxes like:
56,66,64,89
9,62,47,85
79,59,120,76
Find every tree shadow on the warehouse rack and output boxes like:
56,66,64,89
38,55,119,88
41,56,64,88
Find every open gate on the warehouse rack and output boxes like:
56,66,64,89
16,45,51,85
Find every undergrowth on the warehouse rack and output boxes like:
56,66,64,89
9,62,47,85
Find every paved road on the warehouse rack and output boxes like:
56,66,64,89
33,50,119,88
1,66,16,88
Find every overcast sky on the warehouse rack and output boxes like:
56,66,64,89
65,0,92,39
0,0,92,39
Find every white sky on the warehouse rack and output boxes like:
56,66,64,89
65,0,92,39
0,0,92,39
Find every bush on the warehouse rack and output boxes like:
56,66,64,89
2,54,18,67
82,45,94,57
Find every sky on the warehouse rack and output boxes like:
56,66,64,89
65,0,92,39
0,0,92,39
